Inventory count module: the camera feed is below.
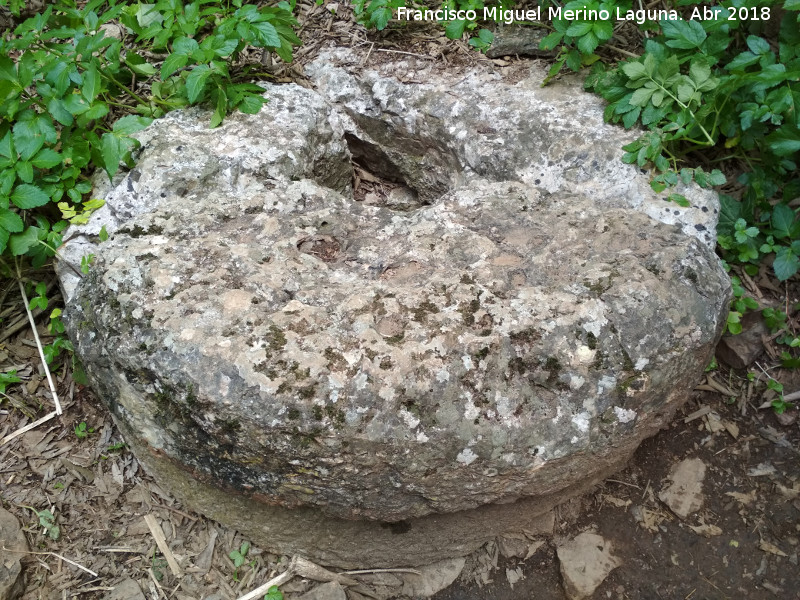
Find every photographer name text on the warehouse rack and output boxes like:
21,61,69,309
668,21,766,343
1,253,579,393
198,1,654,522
396,5,770,25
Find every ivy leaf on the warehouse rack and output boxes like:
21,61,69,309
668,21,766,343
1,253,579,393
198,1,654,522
11,184,50,209
186,64,212,103
0,208,23,232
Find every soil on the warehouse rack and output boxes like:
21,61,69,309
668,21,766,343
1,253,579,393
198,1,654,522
3,3,800,600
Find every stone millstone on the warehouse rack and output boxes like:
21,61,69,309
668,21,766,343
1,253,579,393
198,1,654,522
56,53,731,567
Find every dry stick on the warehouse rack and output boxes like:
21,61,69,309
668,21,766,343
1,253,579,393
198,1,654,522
144,514,183,577
1,546,98,577
17,279,62,415
342,567,423,576
235,567,296,600
0,410,58,446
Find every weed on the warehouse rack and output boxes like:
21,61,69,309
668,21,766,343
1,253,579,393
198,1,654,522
263,587,284,600
229,541,253,581
0,0,300,271
74,421,94,439
21,505,60,540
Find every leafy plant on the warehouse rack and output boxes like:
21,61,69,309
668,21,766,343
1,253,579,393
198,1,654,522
74,421,94,439
263,587,284,600
0,369,21,393
586,0,800,282
229,541,253,581
21,505,60,540
0,0,300,276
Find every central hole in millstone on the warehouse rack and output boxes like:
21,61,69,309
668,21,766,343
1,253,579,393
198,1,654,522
296,235,341,262
344,132,423,211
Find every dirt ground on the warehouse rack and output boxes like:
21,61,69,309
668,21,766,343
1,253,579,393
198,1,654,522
3,3,800,600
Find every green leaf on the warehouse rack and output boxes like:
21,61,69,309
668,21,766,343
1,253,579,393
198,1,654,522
726,51,760,71
252,21,281,47
0,227,8,254
238,94,264,114
47,98,74,127
101,133,122,178
539,31,564,51
185,65,212,104
15,161,32,183
772,204,796,239
661,18,707,49
576,31,599,55
445,20,466,40
112,114,152,135
746,35,770,55
0,208,23,232
9,226,40,255
784,0,800,9
707,169,726,186
774,247,800,280
629,87,655,107
82,65,102,102
667,193,690,207
263,586,283,600
566,22,593,37
621,61,647,80
766,126,800,156
11,184,50,209
161,52,188,79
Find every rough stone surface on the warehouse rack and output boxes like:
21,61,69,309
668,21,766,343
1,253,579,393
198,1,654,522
557,531,621,600
399,557,466,597
295,581,346,600
0,507,27,600
56,53,731,567
658,457,706,519
102,579,146,600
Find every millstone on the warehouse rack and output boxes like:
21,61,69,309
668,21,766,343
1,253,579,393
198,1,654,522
56,53,731,568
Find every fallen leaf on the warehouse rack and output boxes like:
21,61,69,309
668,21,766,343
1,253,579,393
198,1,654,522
689,521,723,537
603,495,632,509
748,463,777,477
759,541,788,557
725,490,756,506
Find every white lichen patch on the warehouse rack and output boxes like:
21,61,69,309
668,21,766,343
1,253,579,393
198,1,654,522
456,448,478,466
571,412,591,433
614,407,637,423
635,358,649,370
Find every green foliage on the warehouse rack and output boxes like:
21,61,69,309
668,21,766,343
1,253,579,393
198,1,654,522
263,587,284,600
585,0,800,284
74,421,94,439
229,541,254,581
22,505,60,540
0,0,300,273
0,369,21,393
540,0,620,82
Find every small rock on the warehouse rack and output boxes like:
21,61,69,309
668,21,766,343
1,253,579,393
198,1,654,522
0,508,27,600
658,458,706,519
400,557,466,597
557,532,621,600
716,313,768,368
505,566,524,588
385,186,421,211
497,535,529,559
102,579,146,600
296,581,346,600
